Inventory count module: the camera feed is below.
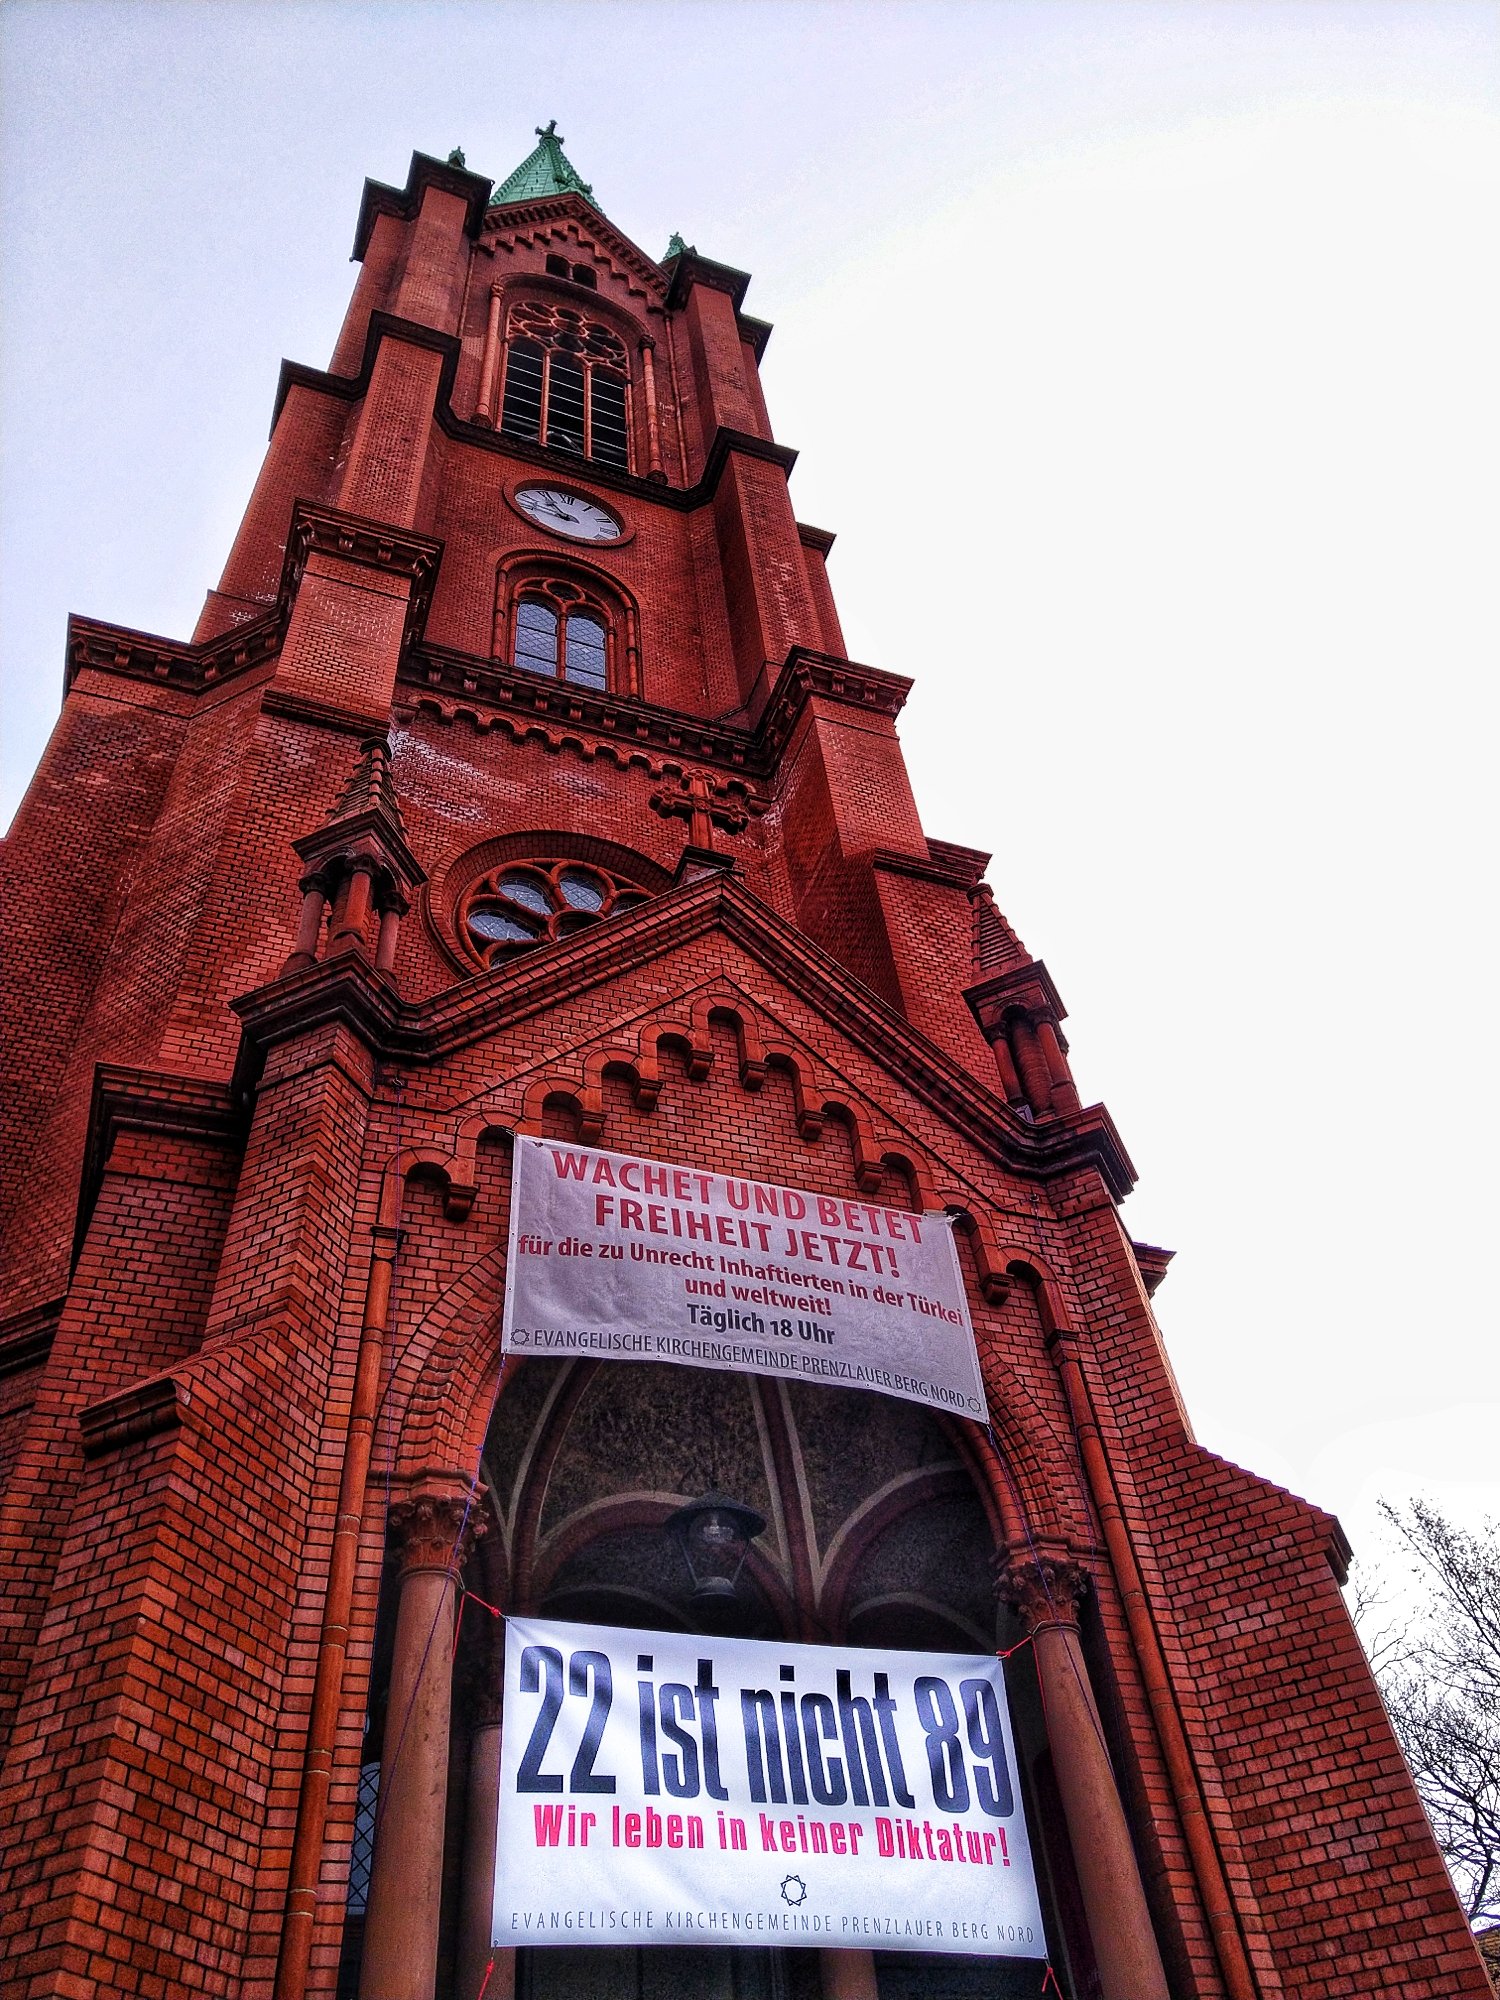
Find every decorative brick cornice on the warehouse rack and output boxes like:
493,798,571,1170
272,311,460,434
965,959,1069,1036
279,500,442,659
698,426,800,486
273,304,796,508
796,522,836,554
1132,1242,1175,1298
738,314,773,361
65,608,280,698
926,840,991,886
231,870,1136,1199
430,414,797,504
401,643,909,784
664,249,753,312
873,844,990,892
485,192,668,296
231,957,407,1099
406,646,760,772
0,1296,65,1381
74,1067,243,1271
353,150,494,261
756,649,912,764
64,496,443,707
79,1375,187,1459
262,689,393,736
282,501,443,599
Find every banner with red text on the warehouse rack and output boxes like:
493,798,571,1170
502,1136,986,1419
494,1616,1046,1958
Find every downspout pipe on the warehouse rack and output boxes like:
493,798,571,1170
1033,1275,1261,2000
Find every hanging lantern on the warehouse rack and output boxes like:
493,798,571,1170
665,1491,766,1615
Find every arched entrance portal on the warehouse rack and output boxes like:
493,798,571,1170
342,1361,1104,1999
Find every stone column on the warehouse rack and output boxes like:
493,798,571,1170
475,285,503,426
1008,1017,1055,1119
373,900,404,977
456,1684,512,2000
282,874,329,973
997,1556,1170,2000
1034,1018,1081,1114
359,1485,483,2000
989,1032,1026,1109
329,861,375,956
639,337,664,480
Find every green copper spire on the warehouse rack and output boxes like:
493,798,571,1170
490,120,597,209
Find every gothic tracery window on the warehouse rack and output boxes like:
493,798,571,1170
512,578,611,688
499,300,631,469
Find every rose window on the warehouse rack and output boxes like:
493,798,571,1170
459,859,647,966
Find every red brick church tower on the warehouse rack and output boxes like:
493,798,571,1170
0,130,1486,2000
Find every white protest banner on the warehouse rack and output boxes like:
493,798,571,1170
502,1136,986,1420
494,1616,1046,1961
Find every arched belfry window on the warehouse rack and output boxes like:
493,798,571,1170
512,577,610,688
499,299,632,470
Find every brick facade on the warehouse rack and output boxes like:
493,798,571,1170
0,144,1486,1999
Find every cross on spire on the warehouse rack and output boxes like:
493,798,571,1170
489,121,596,209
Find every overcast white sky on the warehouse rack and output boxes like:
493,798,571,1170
2,1,1496,1576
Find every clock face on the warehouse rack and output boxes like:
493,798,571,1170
513,486,623,543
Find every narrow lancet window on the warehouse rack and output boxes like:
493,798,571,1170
499,339,546,443
563,611,608,689
514,597,560,674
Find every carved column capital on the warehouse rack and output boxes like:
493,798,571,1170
388,1485,486,1577
994,1552,1091,1631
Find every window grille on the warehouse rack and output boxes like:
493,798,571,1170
499,301,631,470
345,1761,381,1915
511,580,612,690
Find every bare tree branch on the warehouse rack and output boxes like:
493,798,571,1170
1348,1555,1413,1680
1354,1502,1500,1928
